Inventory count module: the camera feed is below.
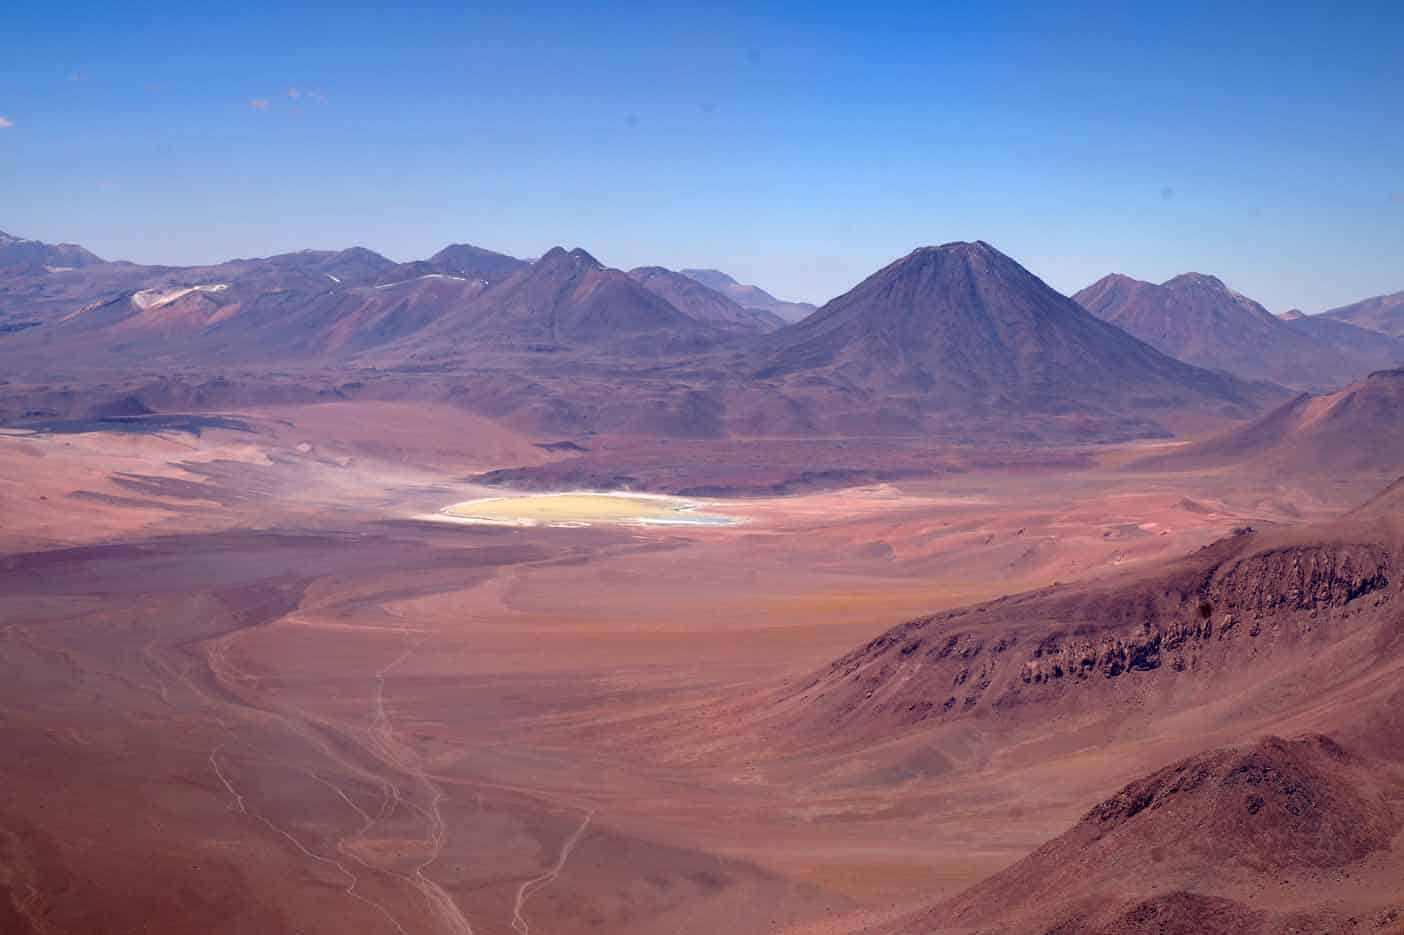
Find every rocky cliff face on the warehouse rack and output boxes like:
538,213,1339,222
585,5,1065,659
784,535,1395,735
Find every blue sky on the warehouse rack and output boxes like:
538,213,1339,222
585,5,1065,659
1,1,1400,312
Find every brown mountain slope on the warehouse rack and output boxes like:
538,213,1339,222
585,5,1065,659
1133,367,1404,494
750,480,1404,933
753,242,1284,439
12,247,418,363
1323,288,1404,337
0,262,171,337
768,511,1399,744
1075,272,1372,391
629,266,785,333
895,734,1404,935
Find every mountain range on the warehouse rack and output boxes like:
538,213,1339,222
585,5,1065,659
3,227,1401,448
1074,272,1404,391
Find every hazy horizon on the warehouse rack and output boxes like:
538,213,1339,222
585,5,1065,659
6,6,1404,932
3,0,1402,312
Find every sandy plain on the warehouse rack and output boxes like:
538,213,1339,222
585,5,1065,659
0,401,1363,934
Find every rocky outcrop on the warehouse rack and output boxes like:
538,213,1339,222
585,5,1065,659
1208,544,1390,613
787,537,1394,734
902,735,1402,935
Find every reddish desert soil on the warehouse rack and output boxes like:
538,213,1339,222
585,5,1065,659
0,401,1394,934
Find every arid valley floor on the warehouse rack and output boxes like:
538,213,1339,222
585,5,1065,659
4,398,1403,935
7,2,1404,926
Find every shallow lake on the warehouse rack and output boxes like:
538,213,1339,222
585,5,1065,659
439,492,739,527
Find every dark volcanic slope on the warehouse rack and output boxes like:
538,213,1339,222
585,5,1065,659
628,266,785,333
1134,367,1404,488
755,242,1282,438
1075,272,1375,390
1323,288,1404,338
680,267,817,323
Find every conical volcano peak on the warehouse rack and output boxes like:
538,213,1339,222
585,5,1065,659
756,240,1271,428
885,240,1029,282
904,240,1007,263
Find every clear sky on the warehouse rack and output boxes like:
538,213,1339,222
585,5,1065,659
1,1,1400,312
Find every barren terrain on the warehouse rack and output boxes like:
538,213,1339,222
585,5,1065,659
2,398,1389,934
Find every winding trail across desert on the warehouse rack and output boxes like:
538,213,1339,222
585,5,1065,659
0,407,1401,934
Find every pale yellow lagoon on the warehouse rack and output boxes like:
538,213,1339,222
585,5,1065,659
439,492,739,528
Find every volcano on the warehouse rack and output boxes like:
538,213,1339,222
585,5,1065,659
755,242,1283,439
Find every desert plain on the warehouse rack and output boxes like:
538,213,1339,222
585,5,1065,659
2,397,1389,935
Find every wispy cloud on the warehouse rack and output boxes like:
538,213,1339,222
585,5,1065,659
0,116,14,129
248,88,324,111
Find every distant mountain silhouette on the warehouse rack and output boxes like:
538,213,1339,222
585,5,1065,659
629,266,784,333
1322,288,1404,337
427,243,527,282
1281,313,1404,372
680,268,816,323
0,229,105,271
